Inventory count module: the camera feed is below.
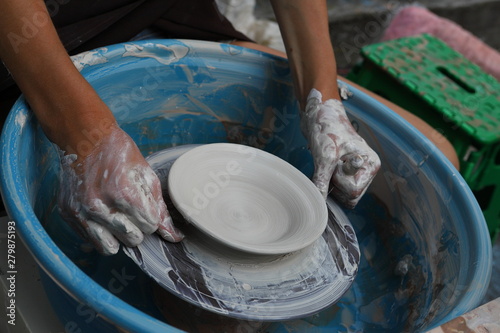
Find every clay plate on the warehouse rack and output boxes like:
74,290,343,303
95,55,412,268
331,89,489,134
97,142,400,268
167,143,328,255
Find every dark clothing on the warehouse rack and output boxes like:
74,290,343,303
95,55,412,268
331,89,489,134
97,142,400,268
52,0,250,54
0,0,250,123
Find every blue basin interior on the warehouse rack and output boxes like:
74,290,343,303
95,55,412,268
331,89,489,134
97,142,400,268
0,40,492,332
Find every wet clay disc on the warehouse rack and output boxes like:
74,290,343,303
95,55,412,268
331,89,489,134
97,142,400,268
167,143,328,255
123,145,360,321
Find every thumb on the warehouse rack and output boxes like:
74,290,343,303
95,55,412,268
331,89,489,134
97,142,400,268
312,158,336,200
157,202,185,242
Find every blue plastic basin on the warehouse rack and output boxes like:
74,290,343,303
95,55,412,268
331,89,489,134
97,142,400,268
0,40,492,332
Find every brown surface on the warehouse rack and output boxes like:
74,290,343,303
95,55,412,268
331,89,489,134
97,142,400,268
427,298,500,333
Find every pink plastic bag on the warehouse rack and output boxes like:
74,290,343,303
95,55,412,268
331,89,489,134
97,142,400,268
382,6,500,81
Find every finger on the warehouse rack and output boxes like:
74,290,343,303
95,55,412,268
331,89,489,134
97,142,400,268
85,200,145,247
329,184,368,209
115,167,163,235
116,193,158,235
85,220,120,255
341,153,364,176
331,154,381,208
312,156,337,199
59,204,125,253
157,201,184,242
93,211,145,247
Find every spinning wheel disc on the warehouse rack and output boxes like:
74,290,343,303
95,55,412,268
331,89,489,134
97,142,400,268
123,145,360,321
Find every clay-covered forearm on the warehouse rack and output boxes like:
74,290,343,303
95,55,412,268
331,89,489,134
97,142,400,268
0,0,115,154
270,0,340,108
0,1,185,254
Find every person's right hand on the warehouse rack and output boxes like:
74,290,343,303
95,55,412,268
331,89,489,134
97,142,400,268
300,89,381,208
57,124,184,255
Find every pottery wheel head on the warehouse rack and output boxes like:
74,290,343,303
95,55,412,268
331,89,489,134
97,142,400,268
123,145,360,321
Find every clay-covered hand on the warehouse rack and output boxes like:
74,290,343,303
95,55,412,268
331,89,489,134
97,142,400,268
57,126,184,255
301,88,381,208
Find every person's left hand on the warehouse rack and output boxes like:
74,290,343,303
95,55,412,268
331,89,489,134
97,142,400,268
301,88,381,208
57,126,184,255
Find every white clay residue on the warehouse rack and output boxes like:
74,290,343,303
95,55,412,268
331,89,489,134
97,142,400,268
338,81,354,100
301,88,381,207
182,231,343,315
56,129,178,255
15,112,27,129
123,43,189,65
71,48,109,72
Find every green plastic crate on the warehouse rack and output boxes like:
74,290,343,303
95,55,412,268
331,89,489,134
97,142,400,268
348,34,500,241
